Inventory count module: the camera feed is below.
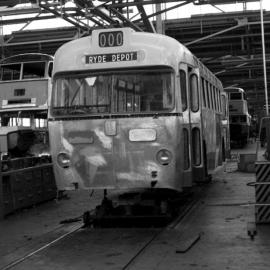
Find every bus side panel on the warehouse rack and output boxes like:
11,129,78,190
0,80,49,109
215,114,223,166
201,108,217,171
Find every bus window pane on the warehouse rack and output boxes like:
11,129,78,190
201,77,206,108
239,115,246,122
22,62,46,79
207,82,211,109
180,70,187,111
230,93,242,100
213,87,217,111
0,64,21,81
221,95,226,115
48,62,53,78
192,127,201,166
217,89,221,112
190,74,199,112
183,128,190,170
210,85,214,110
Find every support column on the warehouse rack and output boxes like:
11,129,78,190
155,3,164,34
260,0,268,115
0,161,4,220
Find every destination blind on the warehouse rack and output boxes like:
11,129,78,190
85,52,137,64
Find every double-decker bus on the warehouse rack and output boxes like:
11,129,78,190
225,87,251,148
0,53,53,158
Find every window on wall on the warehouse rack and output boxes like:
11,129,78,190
190,74,199,112
183,128,190,170
192,127,201,166
180,69,187,111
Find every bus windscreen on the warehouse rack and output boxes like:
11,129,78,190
52,69,174,116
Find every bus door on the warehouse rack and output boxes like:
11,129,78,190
180,63,204,185
188,67,204,183
179,63,192,187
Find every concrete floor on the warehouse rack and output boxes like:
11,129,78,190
1,142,270,270
0,189,104,264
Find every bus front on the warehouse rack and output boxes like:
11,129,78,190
49,28,184,192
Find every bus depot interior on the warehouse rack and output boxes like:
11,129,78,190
1,1,270,269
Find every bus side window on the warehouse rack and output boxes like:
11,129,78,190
218,89,221,112
216,89,219,112
213,87,217,111
216,88,219,112
221,95,226,116
180,69,187,111
210,84,214,110
48,62,53,78
183,128,190,170
207,81,211,109
201,77,206,108
190,74,199,112
192,127,201,166
22,62,45,79
1,64,21,81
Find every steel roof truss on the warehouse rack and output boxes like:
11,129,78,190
132,0,193,24
134,0,156,33
38,1,92,30
104,5,144,31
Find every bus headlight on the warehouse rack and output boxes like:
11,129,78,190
156,149,172,165
57,152,71,168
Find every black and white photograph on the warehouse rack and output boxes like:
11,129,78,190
0,0,270,269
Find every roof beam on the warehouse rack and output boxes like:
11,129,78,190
185,20,270,46
38,0,107,30
105,5,144,31
0,0,34,7
133,0,193,23
38,1,91,31
134,0,156,33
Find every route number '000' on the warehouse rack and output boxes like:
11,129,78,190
99,31,123,47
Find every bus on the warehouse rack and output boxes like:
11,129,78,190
48,28,230,196
225,87,251,148
0,53,53,158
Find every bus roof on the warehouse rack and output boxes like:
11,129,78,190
52,28,223,88
224,87,245,93
0,53,53,64
53,28,193,74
